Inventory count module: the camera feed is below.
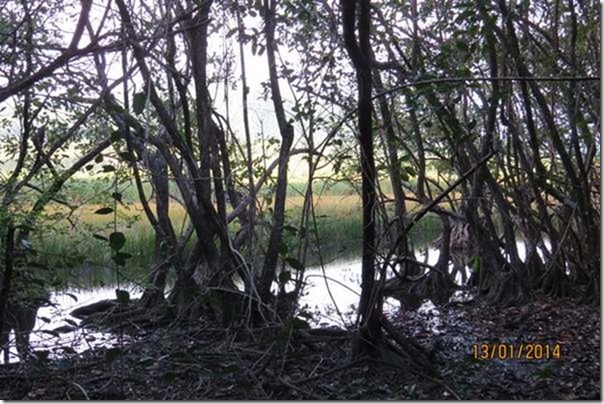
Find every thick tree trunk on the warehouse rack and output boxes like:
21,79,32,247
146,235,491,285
0,224,15,363
259,0,294,310
340,0,381,358
139,151,176,308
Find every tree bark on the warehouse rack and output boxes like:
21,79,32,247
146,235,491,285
341,0,381,357
259,0,295,306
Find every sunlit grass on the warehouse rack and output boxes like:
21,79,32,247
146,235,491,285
31,180,443,288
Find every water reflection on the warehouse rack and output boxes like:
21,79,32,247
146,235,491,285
296,239,549,327
1,239,550,362
1,286,142,364
298,245,445,327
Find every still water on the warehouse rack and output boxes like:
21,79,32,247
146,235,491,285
3,240,546,363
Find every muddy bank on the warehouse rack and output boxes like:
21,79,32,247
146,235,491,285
0,294,599,400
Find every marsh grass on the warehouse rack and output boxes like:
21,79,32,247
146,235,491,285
32,178,442,288
32,201,189,287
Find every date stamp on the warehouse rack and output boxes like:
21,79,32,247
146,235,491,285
471,343,562,360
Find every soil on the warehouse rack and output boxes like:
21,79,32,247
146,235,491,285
0,292,599,400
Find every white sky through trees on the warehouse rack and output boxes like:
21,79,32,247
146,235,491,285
0,0,337,181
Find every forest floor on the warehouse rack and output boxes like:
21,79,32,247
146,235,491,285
0,292,599,400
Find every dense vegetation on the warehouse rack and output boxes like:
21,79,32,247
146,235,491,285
0,0,599,399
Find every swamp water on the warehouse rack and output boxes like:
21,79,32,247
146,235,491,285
2,240,546,363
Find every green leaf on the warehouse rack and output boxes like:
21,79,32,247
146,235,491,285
276,241,288,256
105,347,122,362
116,289,130,305
225,27,238,38
285,257,304,271
292,317,310,329
107,103,125,114
278,270,291,285
102,165,116,172
119,151,138,163
35,350,50,362
109,232,126,251
469,255,481,272
110,130,123,143
94,207,114,215
283,224,298,234
132,92,147,115
404,166,417,177
112,252,132,266
94,154,104,163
